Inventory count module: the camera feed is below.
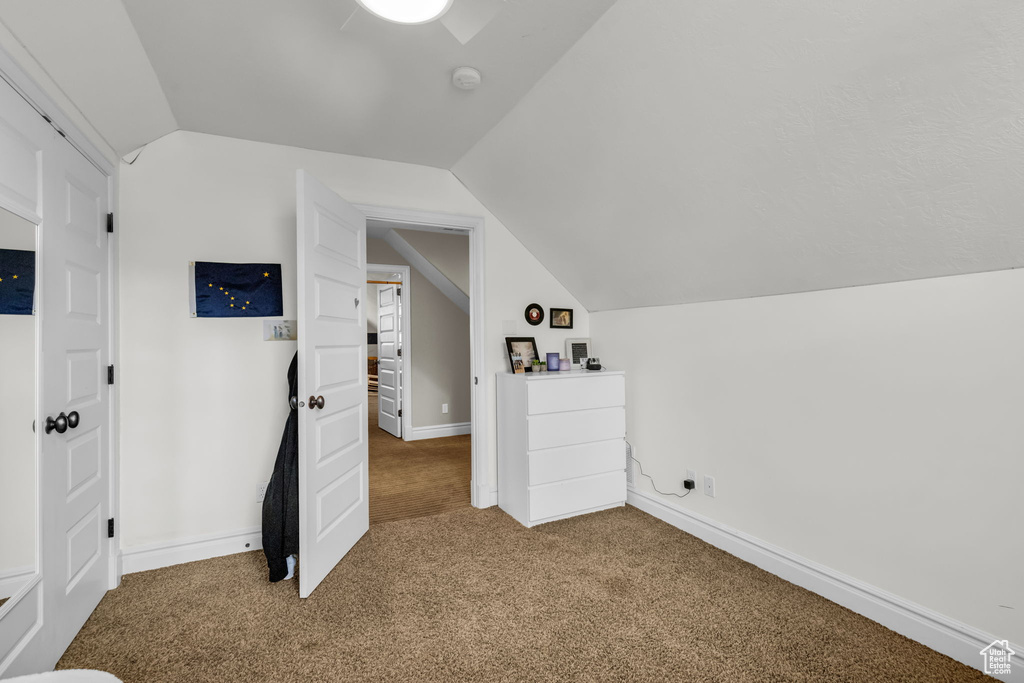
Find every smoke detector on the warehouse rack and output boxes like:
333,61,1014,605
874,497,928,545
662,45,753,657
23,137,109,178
452,66,482,90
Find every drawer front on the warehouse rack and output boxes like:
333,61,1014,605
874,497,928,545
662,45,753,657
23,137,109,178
527,375,625,415
527,407,625,451
529,471,626,523
529,439,624,486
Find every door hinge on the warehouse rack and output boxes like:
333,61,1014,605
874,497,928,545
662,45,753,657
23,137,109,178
107,365,115,385
398,408,403,418
397,348,402,357
397,287,402,296
107,518,115,538
474,376,478,386
107,213,113,233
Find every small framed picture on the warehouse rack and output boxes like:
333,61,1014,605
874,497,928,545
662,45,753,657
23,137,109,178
505,337,540,373
550,308,573,329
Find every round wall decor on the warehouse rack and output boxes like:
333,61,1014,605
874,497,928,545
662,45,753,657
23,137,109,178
524,303,544,326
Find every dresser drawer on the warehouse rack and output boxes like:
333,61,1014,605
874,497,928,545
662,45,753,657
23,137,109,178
528,439,624,486
527,374,625,415
529,471,626,523
527,407,625,451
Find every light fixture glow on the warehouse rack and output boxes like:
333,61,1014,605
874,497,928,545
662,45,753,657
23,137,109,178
356,0,454,24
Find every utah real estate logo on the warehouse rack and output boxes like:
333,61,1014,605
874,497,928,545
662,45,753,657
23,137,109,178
980,640,1015,677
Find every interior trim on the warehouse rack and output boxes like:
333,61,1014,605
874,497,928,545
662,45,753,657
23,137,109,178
627,487,1022,677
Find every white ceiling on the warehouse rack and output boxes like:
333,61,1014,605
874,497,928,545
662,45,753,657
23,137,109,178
454,0,1024,310
4,0,1024,311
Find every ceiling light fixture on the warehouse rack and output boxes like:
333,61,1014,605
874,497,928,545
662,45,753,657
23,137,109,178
355,0,454,24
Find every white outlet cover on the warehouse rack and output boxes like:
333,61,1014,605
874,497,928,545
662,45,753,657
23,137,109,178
442,403,449,413
686,469,696,482
704,475,716,498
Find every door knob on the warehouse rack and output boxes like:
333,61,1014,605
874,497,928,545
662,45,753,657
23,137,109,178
289,396,298,410
67,411,80,429
308,395,316,410
45,412,69,435
315,395,325,409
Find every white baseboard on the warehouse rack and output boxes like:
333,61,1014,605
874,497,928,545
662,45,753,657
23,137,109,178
406,422,471,441
0,566,34,600
121,527,262,575
627,488,1024,680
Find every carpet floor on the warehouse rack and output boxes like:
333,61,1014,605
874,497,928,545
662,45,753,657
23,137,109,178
57,506,988,682
367,392,471,524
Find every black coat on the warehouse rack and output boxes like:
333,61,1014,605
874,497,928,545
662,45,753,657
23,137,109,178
262,352,299,582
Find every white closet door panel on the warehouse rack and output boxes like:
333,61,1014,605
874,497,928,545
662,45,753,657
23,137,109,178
40,133,110,664
527,407,625,451
528,439,625,487
0,80,49,223
526,374,625,415
529,471,626,523
0,580,42,675
376,283,401,438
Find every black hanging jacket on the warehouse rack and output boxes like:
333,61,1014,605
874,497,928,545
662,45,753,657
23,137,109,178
262,352,299,582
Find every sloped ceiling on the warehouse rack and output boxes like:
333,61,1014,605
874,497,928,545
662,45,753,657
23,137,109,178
0,0,176,155
453,0,1024,310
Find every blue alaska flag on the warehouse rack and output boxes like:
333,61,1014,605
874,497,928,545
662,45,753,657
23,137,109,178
194,261,283,317
0,249,35,315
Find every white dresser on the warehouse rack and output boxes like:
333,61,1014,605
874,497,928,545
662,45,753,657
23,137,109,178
497,370,627,528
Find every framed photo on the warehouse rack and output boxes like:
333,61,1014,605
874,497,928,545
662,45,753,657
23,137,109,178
565,338,591,366
505,336,539,373
550,307,573,329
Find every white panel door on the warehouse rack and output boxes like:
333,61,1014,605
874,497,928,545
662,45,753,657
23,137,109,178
296,170,368,599
0,70,50,679
376,283,401,438
39,134,110,659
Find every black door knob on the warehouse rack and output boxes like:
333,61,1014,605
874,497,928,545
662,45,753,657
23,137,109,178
308,395,316,410
45,412,69,435
315,395,325,409
67,411,80,429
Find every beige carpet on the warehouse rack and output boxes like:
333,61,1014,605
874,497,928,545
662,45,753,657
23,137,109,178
58,506,988,682
368,392,471,524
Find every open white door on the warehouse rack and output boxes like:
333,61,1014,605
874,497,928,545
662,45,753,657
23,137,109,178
376,283,401,438
39,134,111,656
296,170,369,599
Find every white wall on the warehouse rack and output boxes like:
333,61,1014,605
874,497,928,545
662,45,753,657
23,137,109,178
392,229,470,296
591,268,1024,645
0,208,35,575
367,237,470,427
117,130,588,549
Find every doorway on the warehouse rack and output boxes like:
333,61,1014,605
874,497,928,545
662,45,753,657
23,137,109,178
363,224,473,524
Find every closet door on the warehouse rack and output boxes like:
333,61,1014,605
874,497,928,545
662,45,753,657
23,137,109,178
296,170,368,599
39,134,110,657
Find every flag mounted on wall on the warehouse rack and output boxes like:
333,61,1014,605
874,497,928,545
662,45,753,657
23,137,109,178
0,249,35,315
190,261,284,318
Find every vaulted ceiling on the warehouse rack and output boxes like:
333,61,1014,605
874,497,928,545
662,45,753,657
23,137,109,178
3,0,1023,311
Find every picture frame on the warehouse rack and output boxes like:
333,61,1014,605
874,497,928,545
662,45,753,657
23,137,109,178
565,338,591,366
505,336,540,373
524,303,544,326
550,307,573,329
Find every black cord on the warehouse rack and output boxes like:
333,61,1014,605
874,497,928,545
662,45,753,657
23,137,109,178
627,441,691,499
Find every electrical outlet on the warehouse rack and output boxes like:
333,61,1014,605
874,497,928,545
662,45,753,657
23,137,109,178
686,469,696,483
704,475,716,498
257,481,269,503
442,403,449,414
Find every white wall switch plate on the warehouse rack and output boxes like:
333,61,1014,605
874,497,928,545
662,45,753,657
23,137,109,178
257,481,269,503
704,475,716,498
442,403,449,414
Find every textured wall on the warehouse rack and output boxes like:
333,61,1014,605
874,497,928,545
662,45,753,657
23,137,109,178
455,0,1024,310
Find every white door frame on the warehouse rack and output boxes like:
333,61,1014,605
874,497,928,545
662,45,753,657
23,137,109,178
355,205,488,508
367,264,412,439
